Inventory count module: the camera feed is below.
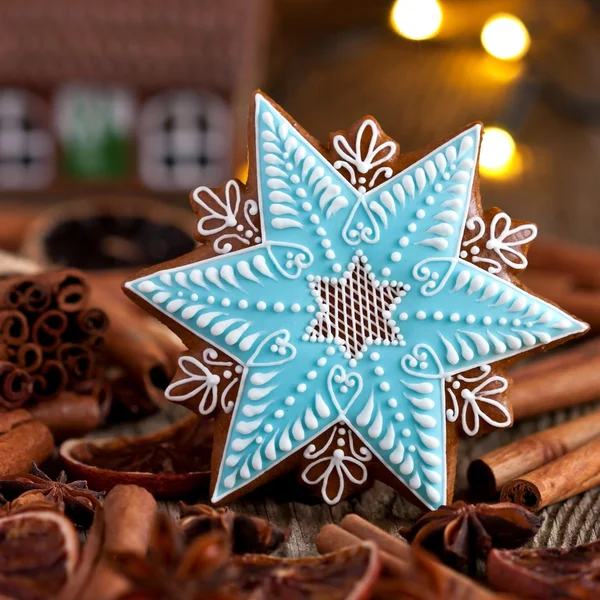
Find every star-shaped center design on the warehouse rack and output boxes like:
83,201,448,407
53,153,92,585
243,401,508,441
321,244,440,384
125,93,586,510
308,253,406,360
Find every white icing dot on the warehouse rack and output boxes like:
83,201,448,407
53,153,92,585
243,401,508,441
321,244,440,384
408,223,417,233
256,436,263,444
316,227,326,236
291,174,300,184
416,209,425,219
235,366,243,374
285,396,295,406
471,246,480,255
291,303,301,312
460,250,468,258
236,224,244,232
408,444,416,452
302,334,309,341
370,352,380,361
452,381,460,389
374,366,384,376
337,438,345,447
297,383,307,393
380,381,390,392
399,312,408,321
221,298,231,307
326,347,336,356
434,183,442,192
426,195,434,205
321,239,332,249
399,236,409,247
307,370,317,380
310,214,319,224
443,172,450,180
264,424,273,433
207,296,215,304
333,263,342,273
317,357,327,367
255,237,262,243
419,361,428,369
349,358,357,368
381,267,391,277
358,177,366,184
306,305,316,313
190,293,199,301
238,299,248,309
273,302,285,312
483,316,492,325
466,314,475,324
450,313,460,322
302,201,312,211
402,428,411,437
499,317,507,325
416,310,426,320
306,274,315,282
339,428,346,435
257,301,267,310
274,410,284,418
388,398,398,408
513,319,521,326
391,252,402,262
433,311,443,320
395,412,404,421
325,249,335,260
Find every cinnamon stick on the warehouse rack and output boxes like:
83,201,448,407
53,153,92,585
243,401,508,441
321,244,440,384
500,436,600,511
509,339,600,421
15,342,44,372
468,410,600,497
29,388,111,440
82,484,157,600
0,362,33,409
31,309,68,351
0,309,29,346
31,359,68,401
91,285,173,405
49,270,90,313
527,237,600,290
0,409,54,475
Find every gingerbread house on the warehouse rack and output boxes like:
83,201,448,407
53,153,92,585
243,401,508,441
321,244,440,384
0,0,271,197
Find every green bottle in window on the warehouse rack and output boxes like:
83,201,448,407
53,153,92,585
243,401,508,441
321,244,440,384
56,86,133,180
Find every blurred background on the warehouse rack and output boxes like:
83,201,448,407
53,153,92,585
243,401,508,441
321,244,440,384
0,0,598,271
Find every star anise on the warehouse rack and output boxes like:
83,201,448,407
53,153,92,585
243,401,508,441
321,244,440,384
401,501,542,574
179,503,287,554
0,463,104,527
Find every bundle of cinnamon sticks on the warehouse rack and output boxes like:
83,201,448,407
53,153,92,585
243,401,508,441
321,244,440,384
470,336,600,510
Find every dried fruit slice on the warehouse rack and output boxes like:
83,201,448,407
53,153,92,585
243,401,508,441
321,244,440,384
229,543,380,600
0,509,79,600
487,541,600,599
60,416,212,497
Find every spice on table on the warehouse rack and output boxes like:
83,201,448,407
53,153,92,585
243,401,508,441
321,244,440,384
500,435,600,511
81,484,157,600
111,510,380,600
487,539,600,599
400,501,542,572
316,515,503,599
508,336,600,420
179,503,287,554
468,410,600,498
60,415,212,497
0,507,80,599
0,409,54,476
0,462,103,528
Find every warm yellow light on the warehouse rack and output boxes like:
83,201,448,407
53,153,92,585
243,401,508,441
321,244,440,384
390,0,442,41
236,162,249,184
480,127,517,176
481,14,530,61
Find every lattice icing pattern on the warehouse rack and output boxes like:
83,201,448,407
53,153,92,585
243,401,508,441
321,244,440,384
125,93,587,509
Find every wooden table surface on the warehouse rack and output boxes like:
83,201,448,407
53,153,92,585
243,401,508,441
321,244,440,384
92,33,600,557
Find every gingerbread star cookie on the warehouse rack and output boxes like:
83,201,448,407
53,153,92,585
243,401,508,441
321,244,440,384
124,92,588,510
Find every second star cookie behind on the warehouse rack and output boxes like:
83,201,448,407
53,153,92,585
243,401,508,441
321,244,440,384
124,92,587,510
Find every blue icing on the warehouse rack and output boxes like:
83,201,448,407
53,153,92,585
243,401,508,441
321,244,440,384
125,94,586,509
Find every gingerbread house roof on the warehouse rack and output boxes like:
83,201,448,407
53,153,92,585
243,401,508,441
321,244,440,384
0,0,271,96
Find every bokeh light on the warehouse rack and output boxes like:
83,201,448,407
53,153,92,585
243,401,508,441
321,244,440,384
481,14,530,61
390,0,443,41
480,127,517,177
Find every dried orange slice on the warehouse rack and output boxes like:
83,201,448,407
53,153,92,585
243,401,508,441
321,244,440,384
0,509,79,600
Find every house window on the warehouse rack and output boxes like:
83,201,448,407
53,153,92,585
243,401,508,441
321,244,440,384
138,91,230,190
55,85,134,180
0,90,54,190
